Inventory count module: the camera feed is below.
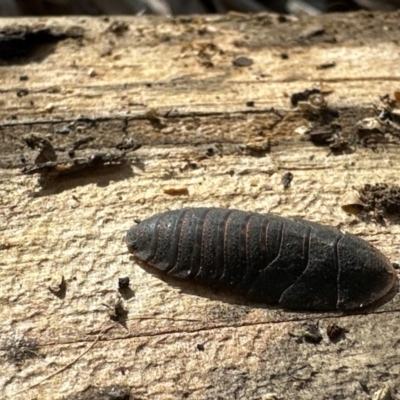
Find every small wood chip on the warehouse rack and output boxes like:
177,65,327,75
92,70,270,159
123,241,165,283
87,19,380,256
163,187,189,196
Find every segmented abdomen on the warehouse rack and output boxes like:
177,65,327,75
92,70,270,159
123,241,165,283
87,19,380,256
126,208,397,311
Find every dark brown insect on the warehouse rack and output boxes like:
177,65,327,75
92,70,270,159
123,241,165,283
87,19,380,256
126,208,397,311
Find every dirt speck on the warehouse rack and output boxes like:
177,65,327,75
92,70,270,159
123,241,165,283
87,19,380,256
4,334,40,365
281,172,293,189
289,322,322,344
326,323,346,342
232,56,253,67
208,303,250,324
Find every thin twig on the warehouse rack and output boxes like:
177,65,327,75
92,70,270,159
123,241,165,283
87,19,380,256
11,324,114,398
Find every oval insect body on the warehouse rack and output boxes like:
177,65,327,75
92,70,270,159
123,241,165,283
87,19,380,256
126,208,397,311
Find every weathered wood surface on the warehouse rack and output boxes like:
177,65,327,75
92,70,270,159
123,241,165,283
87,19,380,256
1,11,400,400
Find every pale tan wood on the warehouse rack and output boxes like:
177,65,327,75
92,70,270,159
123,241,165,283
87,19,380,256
1,11,400,400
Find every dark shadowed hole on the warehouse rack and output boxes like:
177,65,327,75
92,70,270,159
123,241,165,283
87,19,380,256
0,26,84,64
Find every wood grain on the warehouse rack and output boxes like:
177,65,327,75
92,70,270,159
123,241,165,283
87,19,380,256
1,11,400,400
